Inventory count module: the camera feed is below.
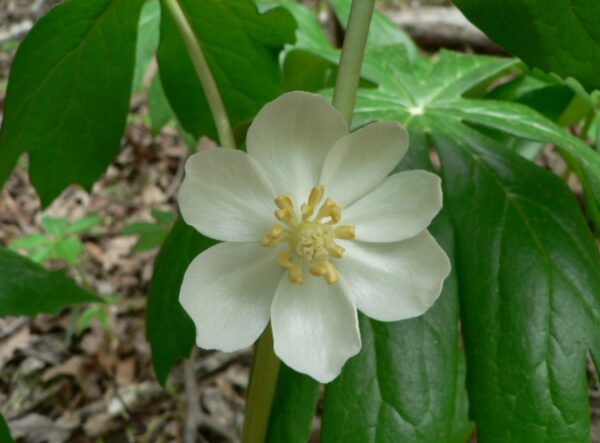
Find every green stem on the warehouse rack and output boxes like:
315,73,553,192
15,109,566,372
332,0,375,125
163,0,236,149
242,325,280,443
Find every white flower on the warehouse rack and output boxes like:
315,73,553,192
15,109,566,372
178,92,450,383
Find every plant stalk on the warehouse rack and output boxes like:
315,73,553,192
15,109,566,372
163,0,236,149
242,325,280,443
332,0,376,125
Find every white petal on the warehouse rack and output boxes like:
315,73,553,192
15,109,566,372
320,121,409,207
180,242,283,352
337,231,450,322
246,92,348,204
178,148,277,242
343,170,442,243
271,275,361,383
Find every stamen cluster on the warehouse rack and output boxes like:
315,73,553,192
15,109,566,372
261,186,355,285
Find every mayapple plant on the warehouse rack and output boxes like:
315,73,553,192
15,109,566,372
0,0,600,442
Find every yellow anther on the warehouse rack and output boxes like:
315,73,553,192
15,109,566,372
271,224,283,237
327,244,345,259
315,199,341,223
322,262,339,284
261,234,279,247
309,263,327,277
261,224,284,247
330,206,341,224
275,208,292,223
278,250,293,269
301,186,325,220
335,225,355,240
288,260,304,284
275,195,294,210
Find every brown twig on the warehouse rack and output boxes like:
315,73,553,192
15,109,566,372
183,349,201,443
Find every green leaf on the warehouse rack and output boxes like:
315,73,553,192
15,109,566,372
121,219,171,252
453,0,600,92
148,73,175,134
132,0,161,92
321,206,468,442
330,0,417,59
265,364,320,443
64,215,102,235
29,244,54,264
0,247,100,317
53,238,83,265
434,123,600,441
353,47,600,214
0,412,14,443
41,217,69,236
9,234,52,251
151,209,176,227
449,353,473,443
146,218,216,384
157,0,295,140
0,0,146,206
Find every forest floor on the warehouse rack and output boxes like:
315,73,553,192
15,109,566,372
0,1,599,443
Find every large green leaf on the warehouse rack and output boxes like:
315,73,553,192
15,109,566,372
0,248,100,317
453,0,600,93
0,412,14,443
0,0,145,206
352,47,600,213
146,218,216,385
157,0,295,141
434,123,600,441
320,205,470,442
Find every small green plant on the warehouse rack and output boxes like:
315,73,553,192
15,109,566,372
77,294,119,335
9,215,101,265
120,209,176,253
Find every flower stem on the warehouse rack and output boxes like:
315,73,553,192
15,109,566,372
332,0,375,125
163,0,236,149
242,325,280,443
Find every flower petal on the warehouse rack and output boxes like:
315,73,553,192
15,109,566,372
337,231,450,322
320,121,408,207
246,92,348,204
343,170,442,243
178,148,277,242
271,274,361,383
180,242,283,352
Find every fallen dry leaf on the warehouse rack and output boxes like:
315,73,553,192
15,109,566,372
0,327,35,369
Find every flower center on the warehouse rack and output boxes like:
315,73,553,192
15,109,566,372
261,186,355,285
